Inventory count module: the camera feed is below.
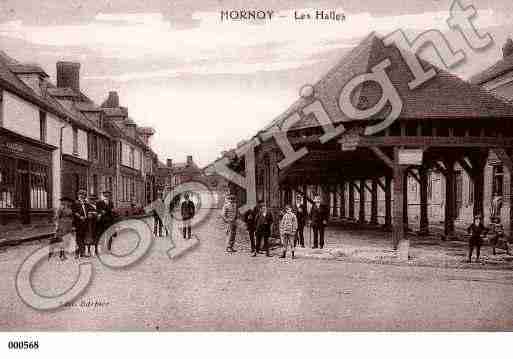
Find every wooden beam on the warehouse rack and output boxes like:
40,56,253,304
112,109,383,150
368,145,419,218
457,158,473,176
408,169,420,184
377,178,386,192
370,146,394,169
364,182,373,193
432,161,447,176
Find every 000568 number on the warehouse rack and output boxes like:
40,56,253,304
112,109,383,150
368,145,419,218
8,340,39,350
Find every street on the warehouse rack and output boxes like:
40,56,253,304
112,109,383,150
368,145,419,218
1,211,513,331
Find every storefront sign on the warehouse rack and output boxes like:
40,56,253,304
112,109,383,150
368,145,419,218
398,148,423,165
339,131,360,151
1,141,24,153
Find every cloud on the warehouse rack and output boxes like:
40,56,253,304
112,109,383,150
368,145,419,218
0,5,501,80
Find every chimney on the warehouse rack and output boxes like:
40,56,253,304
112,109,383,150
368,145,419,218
56,61,81,93
166,159,173,168
187,155,193,166
103,91,120,108
503,38,513,58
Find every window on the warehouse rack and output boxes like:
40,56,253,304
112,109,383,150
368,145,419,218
492,165,504,197
92,174,98,197
130,178,135,201
29,163,49,209
129,147,135,168
0,156,16,209
72,127,78,155
39,111,46,142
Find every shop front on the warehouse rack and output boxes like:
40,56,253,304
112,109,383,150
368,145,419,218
0,128,55,227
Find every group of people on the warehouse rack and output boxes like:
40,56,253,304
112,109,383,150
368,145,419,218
49,189,115,260
152,192,196,240
221,193,329,259
467,213,511,263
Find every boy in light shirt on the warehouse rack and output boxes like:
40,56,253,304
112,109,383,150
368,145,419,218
279,204,298,259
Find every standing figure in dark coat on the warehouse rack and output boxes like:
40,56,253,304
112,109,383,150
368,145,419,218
181,192,195,239
96,190,115,253
72,189,94,259
466,214,488,263
243,206,257,254
253,202,273,257
294,195,306,248
309,195,329,249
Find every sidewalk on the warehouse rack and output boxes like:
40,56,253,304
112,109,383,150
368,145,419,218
0,213,155,248
0,223,55,247
234,221,513,270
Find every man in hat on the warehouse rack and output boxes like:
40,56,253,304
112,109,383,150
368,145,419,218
466,214,488,263
181,192,196,239
96,190,115,253
293,195,307,248
72,189,94,258
309,195,329,249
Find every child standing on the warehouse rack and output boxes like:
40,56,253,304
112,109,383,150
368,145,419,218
466,214,488,263
279,204,298,259
49,197,74,261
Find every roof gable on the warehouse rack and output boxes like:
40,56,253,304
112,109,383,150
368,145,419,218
263,33,513,134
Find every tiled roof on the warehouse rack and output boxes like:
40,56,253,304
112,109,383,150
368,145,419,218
102,107,128,117
44,82,109,136
0,52,68,120
74,102,102,112
259,33,513,135
469,55,513,85
8,64,49,77
47,87,79,98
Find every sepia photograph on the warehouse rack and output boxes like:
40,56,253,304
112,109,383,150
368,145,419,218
0,0,513,354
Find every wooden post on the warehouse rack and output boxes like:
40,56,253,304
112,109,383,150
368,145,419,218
403,170,409,231
370,178,378,225
349,181,355,220
332,184,338,217
444,158,456,239
340,181,346,218
419,166,429,235
302,184,308,211
393,147,408,259
359,179,366,224
385,176,392,230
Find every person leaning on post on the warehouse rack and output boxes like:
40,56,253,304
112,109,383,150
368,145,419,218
222,194,238,253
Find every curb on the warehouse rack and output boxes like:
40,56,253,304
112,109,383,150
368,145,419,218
0,214,154,250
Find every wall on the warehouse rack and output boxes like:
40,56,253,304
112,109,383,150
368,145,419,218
61,125,88,160
2,90,70,211
2,91,41,140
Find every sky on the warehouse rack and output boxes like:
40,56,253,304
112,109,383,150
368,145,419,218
0,0,512,167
